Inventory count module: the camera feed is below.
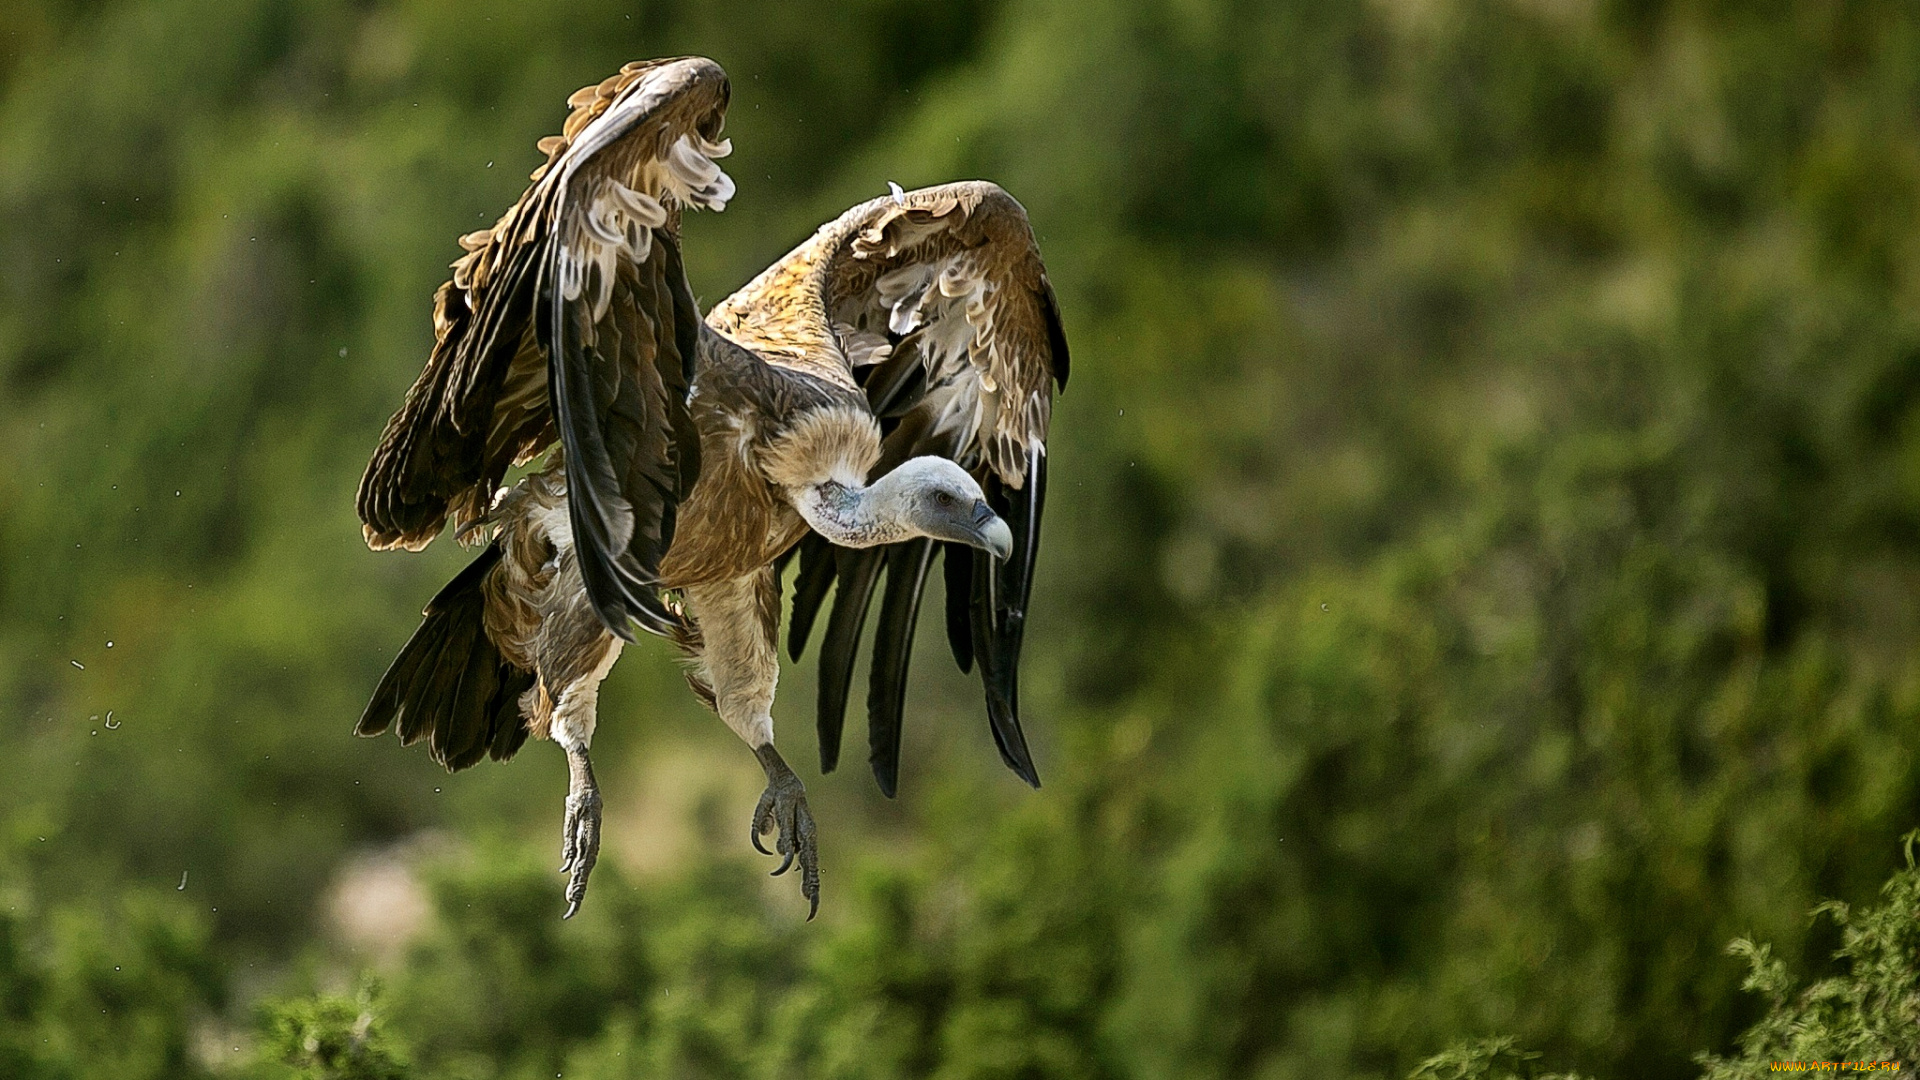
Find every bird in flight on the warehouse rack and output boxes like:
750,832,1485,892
354,57,1068,919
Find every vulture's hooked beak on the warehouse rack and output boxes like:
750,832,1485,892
971,500,1014,561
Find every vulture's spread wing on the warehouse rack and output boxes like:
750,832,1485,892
719,182,1069,795
358,57,731,638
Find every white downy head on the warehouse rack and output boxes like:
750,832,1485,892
798,456,1012,558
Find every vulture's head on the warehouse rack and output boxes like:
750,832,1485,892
869,457,1013,559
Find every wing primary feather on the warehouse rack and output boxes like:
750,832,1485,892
942,542,975,673
867,539,938,798
816,547,884,773
971,545,1037,787
1038,274,1071,389
788,534,838,661
972,446,1046,788
659,231,704,419
1013,442,1047,590
549,251,682,640
356,232,542,549
547,260,633,635
650,230,703,511
457,241,541,405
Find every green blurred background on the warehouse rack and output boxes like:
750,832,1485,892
7,0,1920,1076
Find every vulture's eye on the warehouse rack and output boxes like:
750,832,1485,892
934,490,956,508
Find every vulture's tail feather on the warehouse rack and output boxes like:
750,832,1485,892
358,543,536,771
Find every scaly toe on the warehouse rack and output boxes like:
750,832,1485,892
796,804,820,919
559,804,580,873
560,792,601,919
749,786,778,855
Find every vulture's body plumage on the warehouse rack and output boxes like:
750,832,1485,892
354,58,1068,917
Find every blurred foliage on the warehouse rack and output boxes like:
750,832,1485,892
1696,834,1920,1074
255,983,408,1080
1410,1037,1593,1080
0,856,222,1079
8,0,1920,1076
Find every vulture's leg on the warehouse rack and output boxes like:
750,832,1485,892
684,569,821,917
558,742,601,919
535,559,624,919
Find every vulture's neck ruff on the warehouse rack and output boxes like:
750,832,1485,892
796,456,1013,559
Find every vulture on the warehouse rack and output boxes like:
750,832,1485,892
354,57,1069,919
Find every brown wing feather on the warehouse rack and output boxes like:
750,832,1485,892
358,57,731,637
707,180,1066,488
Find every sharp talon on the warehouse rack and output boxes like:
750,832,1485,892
771,849,795,876
807,891,819,921
750,787,777,854
563,898,581,920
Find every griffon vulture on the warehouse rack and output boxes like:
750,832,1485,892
354,57,1069,918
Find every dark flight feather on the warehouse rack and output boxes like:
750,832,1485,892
971,445,1046,788
787,533,838,661
942,542,974,673
815,546,885,774
1037,273,1071,389
550,241,696,639
867,539,938,797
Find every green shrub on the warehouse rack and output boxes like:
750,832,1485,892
1698,836,1920,1074
256,984,408,1080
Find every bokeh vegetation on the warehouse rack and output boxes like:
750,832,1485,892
6,0,1920,1076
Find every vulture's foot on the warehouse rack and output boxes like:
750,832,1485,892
751,744,820,919
558,745,602,919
